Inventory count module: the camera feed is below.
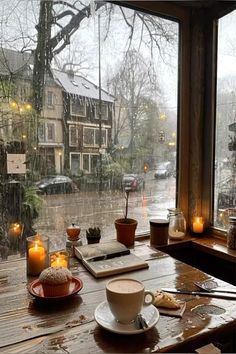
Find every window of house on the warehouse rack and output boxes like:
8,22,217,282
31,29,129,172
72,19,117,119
95,128,107,147
70,153,81,175
83,127,94,146
95,102,108,120
82,153,90,173
214,9,236,230
47,91,54,107
91,154,99,173
46,123,55,141
38,123,45,142
84,127,107,147
69,126,78,146
71,97,86,117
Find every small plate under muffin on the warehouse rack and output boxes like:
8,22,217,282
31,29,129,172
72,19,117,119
28,276,83,301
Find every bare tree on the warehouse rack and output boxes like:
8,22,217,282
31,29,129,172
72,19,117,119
108,49,162,169
33,0,177,112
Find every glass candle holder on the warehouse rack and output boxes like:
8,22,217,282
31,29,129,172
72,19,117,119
168,211,186,240
192,216,204,234
50,251,69,268
26,235,49,276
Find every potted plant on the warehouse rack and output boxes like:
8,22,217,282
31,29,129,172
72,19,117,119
114,190,138,247
86,227,101,244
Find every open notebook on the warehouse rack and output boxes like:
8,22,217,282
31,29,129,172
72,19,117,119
74,240,148,278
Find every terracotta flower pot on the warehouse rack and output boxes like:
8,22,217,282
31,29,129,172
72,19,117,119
114,218,138,247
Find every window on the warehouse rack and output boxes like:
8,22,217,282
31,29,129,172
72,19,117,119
38,123,45,142
81,153,99,173
214,9,236,230
46,123,55,141
69,126,78,146
82,153,90,173
95,102,108,120
70,153,81,175
0,1,180,259
91,154,99,173
71,97,86,117
47,91,54,107
83,127,94,146
83,127,107,147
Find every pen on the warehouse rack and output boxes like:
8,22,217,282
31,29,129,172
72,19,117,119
87,249,130,262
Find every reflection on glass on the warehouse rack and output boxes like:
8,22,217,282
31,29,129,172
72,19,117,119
214,9,236,230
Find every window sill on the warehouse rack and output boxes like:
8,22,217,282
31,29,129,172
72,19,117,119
138,232,236,263
144,233,236,285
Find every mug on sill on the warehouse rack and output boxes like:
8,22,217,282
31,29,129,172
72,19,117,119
149,219,169,247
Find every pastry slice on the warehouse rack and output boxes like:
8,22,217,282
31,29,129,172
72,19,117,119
154,290,181,309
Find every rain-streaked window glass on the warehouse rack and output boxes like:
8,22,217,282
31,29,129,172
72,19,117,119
0,0,178,259
214,9,236,230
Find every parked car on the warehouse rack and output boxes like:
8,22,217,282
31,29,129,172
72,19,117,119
122,174,144,192
35,175,78,195
154,161,174,179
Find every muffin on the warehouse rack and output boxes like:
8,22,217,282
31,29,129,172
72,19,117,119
39,266,72,297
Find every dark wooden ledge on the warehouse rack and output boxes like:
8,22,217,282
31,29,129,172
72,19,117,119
153,234,236,264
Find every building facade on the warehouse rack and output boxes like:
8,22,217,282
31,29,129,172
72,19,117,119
53,70,114,176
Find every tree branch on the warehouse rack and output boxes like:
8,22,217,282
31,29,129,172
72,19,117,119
50,1,105,53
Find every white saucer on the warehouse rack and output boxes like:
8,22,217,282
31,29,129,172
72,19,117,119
94,301,159,335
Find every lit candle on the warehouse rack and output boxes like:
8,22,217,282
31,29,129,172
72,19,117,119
169,229,185,239
28,241,46,276
193,217,204,233
51,252,68,268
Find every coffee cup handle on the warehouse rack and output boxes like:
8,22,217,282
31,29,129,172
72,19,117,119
143,290,155,306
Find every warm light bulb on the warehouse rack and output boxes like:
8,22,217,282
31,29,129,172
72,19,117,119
10,101,17,108
25,104,32,110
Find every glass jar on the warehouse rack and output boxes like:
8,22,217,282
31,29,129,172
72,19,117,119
168,209,186,240
227,216,236,250
26,234,49,276
66,223,81,240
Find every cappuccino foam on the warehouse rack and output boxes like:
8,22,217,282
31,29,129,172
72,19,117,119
107,279,143,293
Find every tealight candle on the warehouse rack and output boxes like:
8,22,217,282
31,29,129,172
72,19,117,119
192,217,204,234
27,235,49,276
169,229,185,239
50,251,69,268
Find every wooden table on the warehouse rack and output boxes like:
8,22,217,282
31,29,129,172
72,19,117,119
0,241,236,353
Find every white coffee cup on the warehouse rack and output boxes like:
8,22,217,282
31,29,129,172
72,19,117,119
106,277,155,324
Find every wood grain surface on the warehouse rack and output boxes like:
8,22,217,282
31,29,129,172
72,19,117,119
0,241,235,353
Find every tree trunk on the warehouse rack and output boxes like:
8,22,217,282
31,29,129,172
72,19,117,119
32,0,53,114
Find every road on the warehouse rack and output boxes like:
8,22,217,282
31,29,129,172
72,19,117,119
35,173,176,251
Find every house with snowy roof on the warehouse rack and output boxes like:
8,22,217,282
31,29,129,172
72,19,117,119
53,69,114,175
